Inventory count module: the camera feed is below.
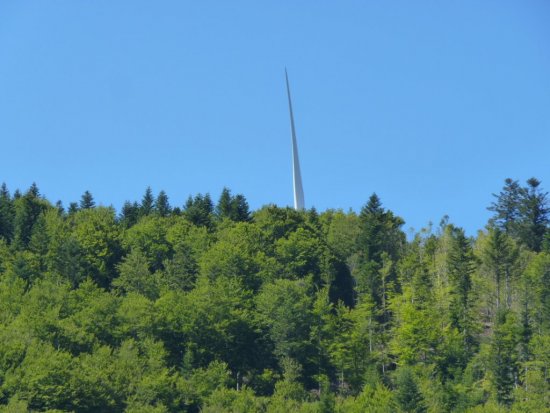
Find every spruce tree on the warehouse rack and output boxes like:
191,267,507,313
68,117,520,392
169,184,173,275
481,227,518,311
67,202,79,215
395,367,426,413
216,187,233,219
155,190,171,217
232,194,250,222
447,226,476,355
184,193,214,228
517,178,549,252
55,200,64,215
488,178,521,235
0,183,15,242
120,201,140,228
79,190,95,209
13,184,47,249
140,186,155,217
491,310,520,406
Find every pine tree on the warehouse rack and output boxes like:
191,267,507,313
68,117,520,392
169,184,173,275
489,177,549,252
232,194,250,222
119,201,140,228
184,193,214,228
216,187,233,219
356,193,404,307
447,226,476,355
491,310,520,406
28,182,40,197
13,184,48,249
395,367,426,413
67,202,79,215
140,186,155,217
155,190,171,217
0,183,15,242
79,190,95,209
517,178,549,252
488,178,521,235
55,200,64,215
481,227,519,312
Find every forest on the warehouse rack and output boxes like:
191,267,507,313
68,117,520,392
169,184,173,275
0,178,548,412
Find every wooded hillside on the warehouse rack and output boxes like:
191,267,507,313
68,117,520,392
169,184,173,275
0,180,548,412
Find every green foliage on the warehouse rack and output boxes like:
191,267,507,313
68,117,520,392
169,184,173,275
394,367,426,413
256,279,314,364
13,184,50,250
490,310,520,406
0,183,15,243
155,190,172,218
0,182,549,412
123,215,171,272
184,193,214,229
216,187,251,222
114,249,159,300
489,177,549,252
141,186,155,217
80,190,95,209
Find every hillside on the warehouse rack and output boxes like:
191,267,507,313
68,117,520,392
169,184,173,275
0,180,548,412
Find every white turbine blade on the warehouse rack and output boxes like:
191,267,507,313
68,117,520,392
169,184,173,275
285,69,305,210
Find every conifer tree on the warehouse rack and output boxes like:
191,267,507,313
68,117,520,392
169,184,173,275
155,190,171,217
481,228,519,311
67,202,79,215
216,187,233,219
120,201,140,228
13,184,48,249
0,183,15,242
488,178,521,235
491,310,520,406
184,193,214,228
140,186,155,217
517,178,549,252
356,193,404,307
79,190,95,209
395,367,426,413
447,226,476,355
232,194,250,222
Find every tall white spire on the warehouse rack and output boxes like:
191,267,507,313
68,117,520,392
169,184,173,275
285,69,305,210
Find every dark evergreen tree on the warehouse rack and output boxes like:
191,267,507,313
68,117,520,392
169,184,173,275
481,227,519,311
28,182,40,197
356,194,404,306
79,190,95,209
357,193,404,264
55,200,64,215
491,310,520,406
13,184,48,249
215,188,250,222
216,187,233,219
395,367,426,413
155,190,171,217
184,193,214,228
232,194,251,222
68,202,79,215
488,178,522,235
119,201,140,228
517,178,549,252
0,183,15,242
447,226,477,355
140,186,155,217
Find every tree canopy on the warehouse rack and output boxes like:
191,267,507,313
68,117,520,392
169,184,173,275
0,179,548,412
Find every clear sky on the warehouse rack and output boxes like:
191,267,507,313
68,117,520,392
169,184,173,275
1,1,549,235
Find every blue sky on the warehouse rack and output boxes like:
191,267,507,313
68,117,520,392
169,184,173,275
1,1,549,235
